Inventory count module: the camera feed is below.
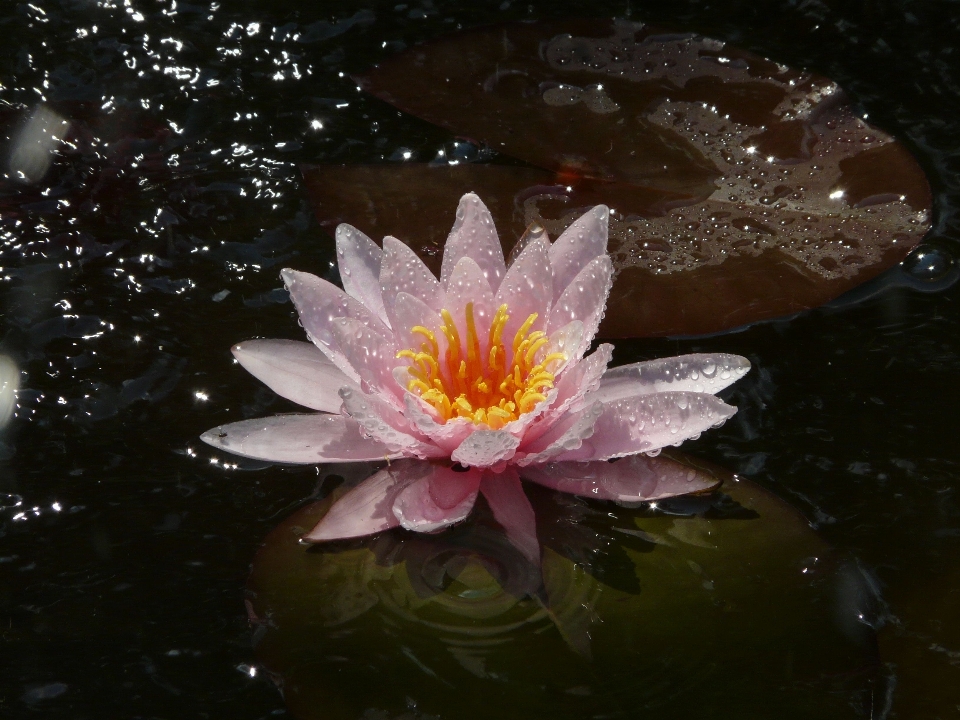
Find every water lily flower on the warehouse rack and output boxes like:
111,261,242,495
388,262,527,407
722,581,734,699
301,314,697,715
201,193,750,548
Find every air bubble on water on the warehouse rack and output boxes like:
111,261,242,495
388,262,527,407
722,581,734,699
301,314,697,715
902,244,954,282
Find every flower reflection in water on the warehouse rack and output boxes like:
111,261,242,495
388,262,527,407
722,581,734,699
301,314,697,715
247,454,882,720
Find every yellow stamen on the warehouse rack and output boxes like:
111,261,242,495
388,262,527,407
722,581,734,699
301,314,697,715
395,302,566,427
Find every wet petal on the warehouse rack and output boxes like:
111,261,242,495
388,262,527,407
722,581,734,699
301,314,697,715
200,414,399,464
402,393,475,453
521,453,720,503
380,236,444,329
392,463,482,532
495,235,553,347
551,391,737,461
231,339,356,413
479,469,540,563
514,401,604,466
339,386,445,458
595,353,752,403
521,343,613,446
442,256,495,336
440,192,506,292
450,428,521,468
281,268,390,383
302,466,405,542
549,204,609,302
336,223,388,326
391,291,445,354
330,317,401,401
546,255,613,358
506,221,549,269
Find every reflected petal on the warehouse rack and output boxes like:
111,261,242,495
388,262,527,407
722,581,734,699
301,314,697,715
479,470,540,564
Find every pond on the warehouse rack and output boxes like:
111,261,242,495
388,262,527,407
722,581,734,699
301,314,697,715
2,0,958,717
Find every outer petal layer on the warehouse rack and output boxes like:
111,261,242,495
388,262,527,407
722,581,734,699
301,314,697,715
550,391,737,461
200,414,399,463
521,454,720,503
232,339,354,413
594,354,752,403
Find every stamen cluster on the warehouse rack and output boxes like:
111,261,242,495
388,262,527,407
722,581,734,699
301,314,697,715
397,302,566,429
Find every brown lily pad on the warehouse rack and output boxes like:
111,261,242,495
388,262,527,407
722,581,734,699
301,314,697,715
301,19,931,337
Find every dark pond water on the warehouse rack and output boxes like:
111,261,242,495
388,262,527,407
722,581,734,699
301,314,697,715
2,0,959,718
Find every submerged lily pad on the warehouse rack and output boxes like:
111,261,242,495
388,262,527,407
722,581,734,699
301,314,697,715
247,455,880,719
303,19,930,337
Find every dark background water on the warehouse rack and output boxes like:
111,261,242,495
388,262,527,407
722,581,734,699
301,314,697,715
1,0,958,717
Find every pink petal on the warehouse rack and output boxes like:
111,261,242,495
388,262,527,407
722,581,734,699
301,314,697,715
542,319,584,372
553,343,614,409
514,401,604,466
521,454,720,503
338,386,445,459
391,291,445,355
392,463,482,532
520,343,613,447
550,391,738,461
479,469,539,563
281,269,390,382
548,204,608,303
302,462,424,542
335,223,389,326
546,255,613,359
441,256,496,339
200,414,401,464
594,354,752,403
494,236,553,352
231,339,355,413
402,394,475,453
330,317,400,401
440,193,506,292
506,221,548,269
450,429,521,468
380,236,443,329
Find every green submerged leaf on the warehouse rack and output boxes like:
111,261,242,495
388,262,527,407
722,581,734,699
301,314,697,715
247,455,880,719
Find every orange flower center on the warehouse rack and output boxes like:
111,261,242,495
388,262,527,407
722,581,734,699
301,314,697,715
396,303,566,430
